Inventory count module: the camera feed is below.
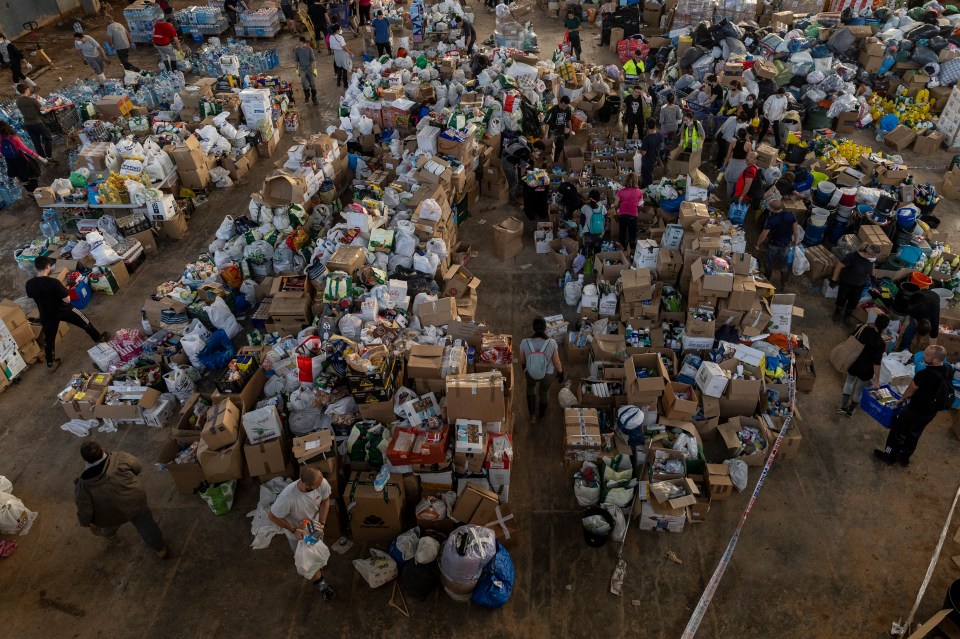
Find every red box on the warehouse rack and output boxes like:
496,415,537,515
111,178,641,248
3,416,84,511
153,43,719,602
386,424,450,466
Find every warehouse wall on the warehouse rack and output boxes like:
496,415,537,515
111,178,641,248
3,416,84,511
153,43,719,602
0,0,79,39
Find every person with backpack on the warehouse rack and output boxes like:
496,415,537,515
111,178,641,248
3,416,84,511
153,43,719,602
0,121,48,193
579,189,607,256
836,314,889,417
875,345,954,466
518,317,564,423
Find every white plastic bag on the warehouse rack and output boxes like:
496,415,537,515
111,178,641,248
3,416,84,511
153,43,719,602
724,459,748,492
216,215,236,240
0,482,38,536
294,539,331,578
163,365,196,402
208,297,241,339
792,246,810,276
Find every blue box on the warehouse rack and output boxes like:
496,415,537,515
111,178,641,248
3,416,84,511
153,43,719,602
860,385,901,429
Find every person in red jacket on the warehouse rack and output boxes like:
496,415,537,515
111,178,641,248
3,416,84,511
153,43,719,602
152,20,182,72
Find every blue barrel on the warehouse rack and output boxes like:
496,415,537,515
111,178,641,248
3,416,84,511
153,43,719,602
827,218,849,244
804,221,826,246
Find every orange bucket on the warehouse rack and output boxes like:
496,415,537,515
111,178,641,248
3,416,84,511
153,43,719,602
910,271,933,289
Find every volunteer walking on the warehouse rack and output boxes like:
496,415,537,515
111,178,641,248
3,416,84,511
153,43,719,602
74,441,169,559
518,317,564,423
74,32,110,86
294,37,319,105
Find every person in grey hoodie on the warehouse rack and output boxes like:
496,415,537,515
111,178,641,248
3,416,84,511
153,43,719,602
294,37,318,105
75,441,168,558
658,92,682,146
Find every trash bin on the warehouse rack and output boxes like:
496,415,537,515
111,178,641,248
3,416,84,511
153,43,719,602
582,506,614,547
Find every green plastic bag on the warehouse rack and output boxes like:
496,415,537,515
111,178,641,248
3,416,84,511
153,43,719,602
416,54,428,69
69,171,88,188
200,480,237,516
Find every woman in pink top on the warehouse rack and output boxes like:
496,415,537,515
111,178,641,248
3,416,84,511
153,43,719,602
612,172,643,252
0,121,47,192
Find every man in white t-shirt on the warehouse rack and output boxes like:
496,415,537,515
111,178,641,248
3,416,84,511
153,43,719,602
268,466,334,599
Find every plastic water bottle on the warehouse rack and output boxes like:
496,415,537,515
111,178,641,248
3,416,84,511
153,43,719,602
42,209,63,235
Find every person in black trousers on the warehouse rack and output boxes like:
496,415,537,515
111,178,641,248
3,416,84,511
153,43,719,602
829,243,879,323
622,85,645,140
15,84,55,160
545,96,573,163
898,288,941,351
875,345,952,466
25,256,109,372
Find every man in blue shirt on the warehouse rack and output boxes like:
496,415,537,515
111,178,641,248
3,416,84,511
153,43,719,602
372,11,392,57
755,199,799,287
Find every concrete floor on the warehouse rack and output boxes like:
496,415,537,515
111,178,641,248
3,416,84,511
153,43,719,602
0,4,959,638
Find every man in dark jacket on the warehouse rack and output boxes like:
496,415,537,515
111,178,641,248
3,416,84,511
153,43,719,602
875,345,952,466
898,288,941,350
75,441,168,558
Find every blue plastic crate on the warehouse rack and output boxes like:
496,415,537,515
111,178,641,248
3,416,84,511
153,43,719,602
860,385,901,429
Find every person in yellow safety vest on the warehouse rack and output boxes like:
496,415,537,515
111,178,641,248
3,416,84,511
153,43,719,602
678,109,705,153
623,48,645,84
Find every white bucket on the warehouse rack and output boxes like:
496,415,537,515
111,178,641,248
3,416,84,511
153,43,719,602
836,205,854,220
810,207,830,227
932,287,954,308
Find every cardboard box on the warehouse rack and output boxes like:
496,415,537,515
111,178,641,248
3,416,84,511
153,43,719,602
661,382,699,421
625,353,669,402
639,498,686,533
197,436,245,483
96,95,134,118
244,436,289,478
650,477,700,509
202,399,241,450
564,407,602,450
705,463,733,501
292,429,336,465
158,438,206,494
884,125,918,152
451,482,501,524
342,471,406,542
692,259,734,293
416,296,457,327
60,383,107,421
719,416,772,466
913,129,945,156
768,293,804,335
94,386,162,422
442,265,481,300
694,361,729,398
407,344,447,380
446,373,506,423
241,404,283,445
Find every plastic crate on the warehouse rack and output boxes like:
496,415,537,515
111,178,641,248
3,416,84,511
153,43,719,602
69,278,93,309
860,385,901,429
